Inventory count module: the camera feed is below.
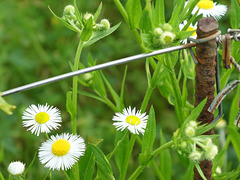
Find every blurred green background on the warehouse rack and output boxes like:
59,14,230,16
0,0,236,179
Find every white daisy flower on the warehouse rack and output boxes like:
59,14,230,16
8,161,25,176
112,106,148,135
22,104,62,136
191,0,227,20
179,20,197,44
38,133,86,171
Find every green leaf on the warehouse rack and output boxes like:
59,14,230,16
0,171,4,180
81,17,93,42
154,0,165,26
74,0,83,26
178,31,195,41
120,66,128,111
115,130,129,173
101,72,120,108
212,149,226,174
183,161,194,180
139,8,153,33
195,163,207,180
66,91,76,118
213,171,240,180
79,146,95,180
169,0,184,27
92,71,106,97
94,2,102,21
159,130,172,180
126,0,142,29
83,23,121,47
228,126,240,161
78,90,106,104
231,0,240,29
89,144,114,180
180,98,207,134
229,85,240,126
140,106,156,165
195,120,219,136
0,95,16,115
48,6,79,33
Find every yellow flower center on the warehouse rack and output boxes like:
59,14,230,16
126,115,141,125
35,112,50,124
197,0,214,10
52,139,71,156
187,26,196,36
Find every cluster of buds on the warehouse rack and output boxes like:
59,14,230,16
173,121,218,163
152,23,176,46
62,5,110,33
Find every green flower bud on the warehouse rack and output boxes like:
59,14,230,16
163,23,173,31
100,19,110,30
205,145,218,160
63,5,76,21
185,126,195,137
215,119,227,130
216,166,222,174
180,141,187,149
84,13,94,21
160,31,176,45
188,121,197,129
189,150,202,162
153,27,163,37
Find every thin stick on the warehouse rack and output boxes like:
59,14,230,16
1,43,196,97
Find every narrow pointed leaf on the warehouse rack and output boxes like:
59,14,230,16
81,17,93,42
126,0,142,29
48,6,79,33
79,146,95,180
89,144,114,180
228,126,240,161
159,130,172,180
154,0,165,26
83,23,121,47
94,2,102,21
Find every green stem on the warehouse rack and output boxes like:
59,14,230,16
112,0,129,25
128,140,174,180
119,134,137,180
71,40,84,180
107,131,128,160
63,171,71,180
72,40,84,135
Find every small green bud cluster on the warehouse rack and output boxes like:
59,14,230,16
173,120,219,163
62,5,110,33
152,23,176,46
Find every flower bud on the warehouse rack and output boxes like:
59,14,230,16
8,161,25,176
63,5,76,21
185,126,195,137
180,141,187,149
160,31,176,45
189,150,202,162
100,19,110,30
153,27,163,37
216,166,222,174
84,13,94,21
188,121,197,128
163,23,173,31
205,145,218,160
